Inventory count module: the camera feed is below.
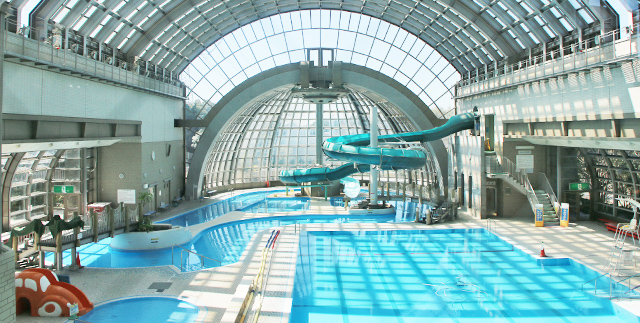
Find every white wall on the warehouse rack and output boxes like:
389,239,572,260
4,62,183,143
0,245,15,323
454,62,640,218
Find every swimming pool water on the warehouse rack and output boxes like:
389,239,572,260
239,197,310,213
160,190,294,227
48,213,409,270
79,297,199,323
291,229,638,323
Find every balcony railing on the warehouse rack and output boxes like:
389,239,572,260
3,19,185,98
457,23,640,97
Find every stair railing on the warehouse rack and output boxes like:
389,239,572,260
485,155,503,174
535,173,560,216
496,156,540,212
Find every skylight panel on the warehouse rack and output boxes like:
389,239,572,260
137,16,149,28
52,8,70,23
73,17,88,30
542,26,555,38
113,2,126,14
105,31,117,44
519,1,533,14
577,9,594,24
559,17,574,31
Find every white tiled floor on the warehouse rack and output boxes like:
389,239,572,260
14,190,640,322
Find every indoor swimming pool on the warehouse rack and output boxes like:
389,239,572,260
291,229,639,323
160,190,298,227
47,213,410,271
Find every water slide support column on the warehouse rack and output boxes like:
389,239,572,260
316,103,323,165
371,104,379,204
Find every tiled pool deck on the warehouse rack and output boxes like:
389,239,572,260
15,187,640,322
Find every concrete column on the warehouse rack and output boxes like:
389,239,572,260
316,103,323,165
370,104,379,204
557,147,562,201
0,3,8,232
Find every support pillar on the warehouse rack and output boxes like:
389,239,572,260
316,103,323,165
370,103,379,204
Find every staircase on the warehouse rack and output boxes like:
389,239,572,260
534,190,559,225
486,154,559,225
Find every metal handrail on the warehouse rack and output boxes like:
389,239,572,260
618,273,640,293
171,244,221,272
536,173,560,216
581,272,612,297
486,219,496,232
457,21,640,89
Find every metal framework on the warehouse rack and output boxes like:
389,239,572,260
201,85,441,191
17,0,598,77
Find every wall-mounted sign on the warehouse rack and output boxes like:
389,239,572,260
516,154,534,173
569,182,590,191
117,189,137,204
53,185,74,193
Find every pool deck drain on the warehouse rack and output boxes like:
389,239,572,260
14,187,640,323
149,282,172,292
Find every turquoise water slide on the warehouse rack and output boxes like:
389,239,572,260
279,113,475,184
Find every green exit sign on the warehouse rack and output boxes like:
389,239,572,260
569,182,590,191
54,185,75,193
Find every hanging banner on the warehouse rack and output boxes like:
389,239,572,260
560,203,570,227
535,204,544,227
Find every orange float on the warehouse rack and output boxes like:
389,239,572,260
15,268,93,317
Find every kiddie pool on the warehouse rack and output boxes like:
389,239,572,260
78,296,202,323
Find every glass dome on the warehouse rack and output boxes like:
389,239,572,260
202,85,442,193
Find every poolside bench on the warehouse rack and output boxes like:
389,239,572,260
143,211,157,217
159,203,171,212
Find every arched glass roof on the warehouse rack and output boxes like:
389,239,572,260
182,10,460,120
202,85,442,192
23,0,599,76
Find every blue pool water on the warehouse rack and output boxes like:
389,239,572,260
80,297,200,323
48,213,411,271
239,197,310,213
291,229,639,323
160,190,303,227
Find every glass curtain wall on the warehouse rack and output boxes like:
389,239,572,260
582,148,640,221
202,86,442,193
181,10,462,177
1,148,95,229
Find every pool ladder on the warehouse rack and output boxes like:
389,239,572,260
581,272,613,298
171,244,222,272
486,219,496,232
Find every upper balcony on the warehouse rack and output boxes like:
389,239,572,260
3,18,185,99
456,24,640,99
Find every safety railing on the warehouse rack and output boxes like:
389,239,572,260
3,18,185,98
485,155,504,174
581,272,613,298
457,22,640,97
486,219,496,232
171,244,222,272
237,229,280,323
618,273,640,296
535,173,560,216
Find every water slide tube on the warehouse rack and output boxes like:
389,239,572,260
15,268,94,317
279,112,475,184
